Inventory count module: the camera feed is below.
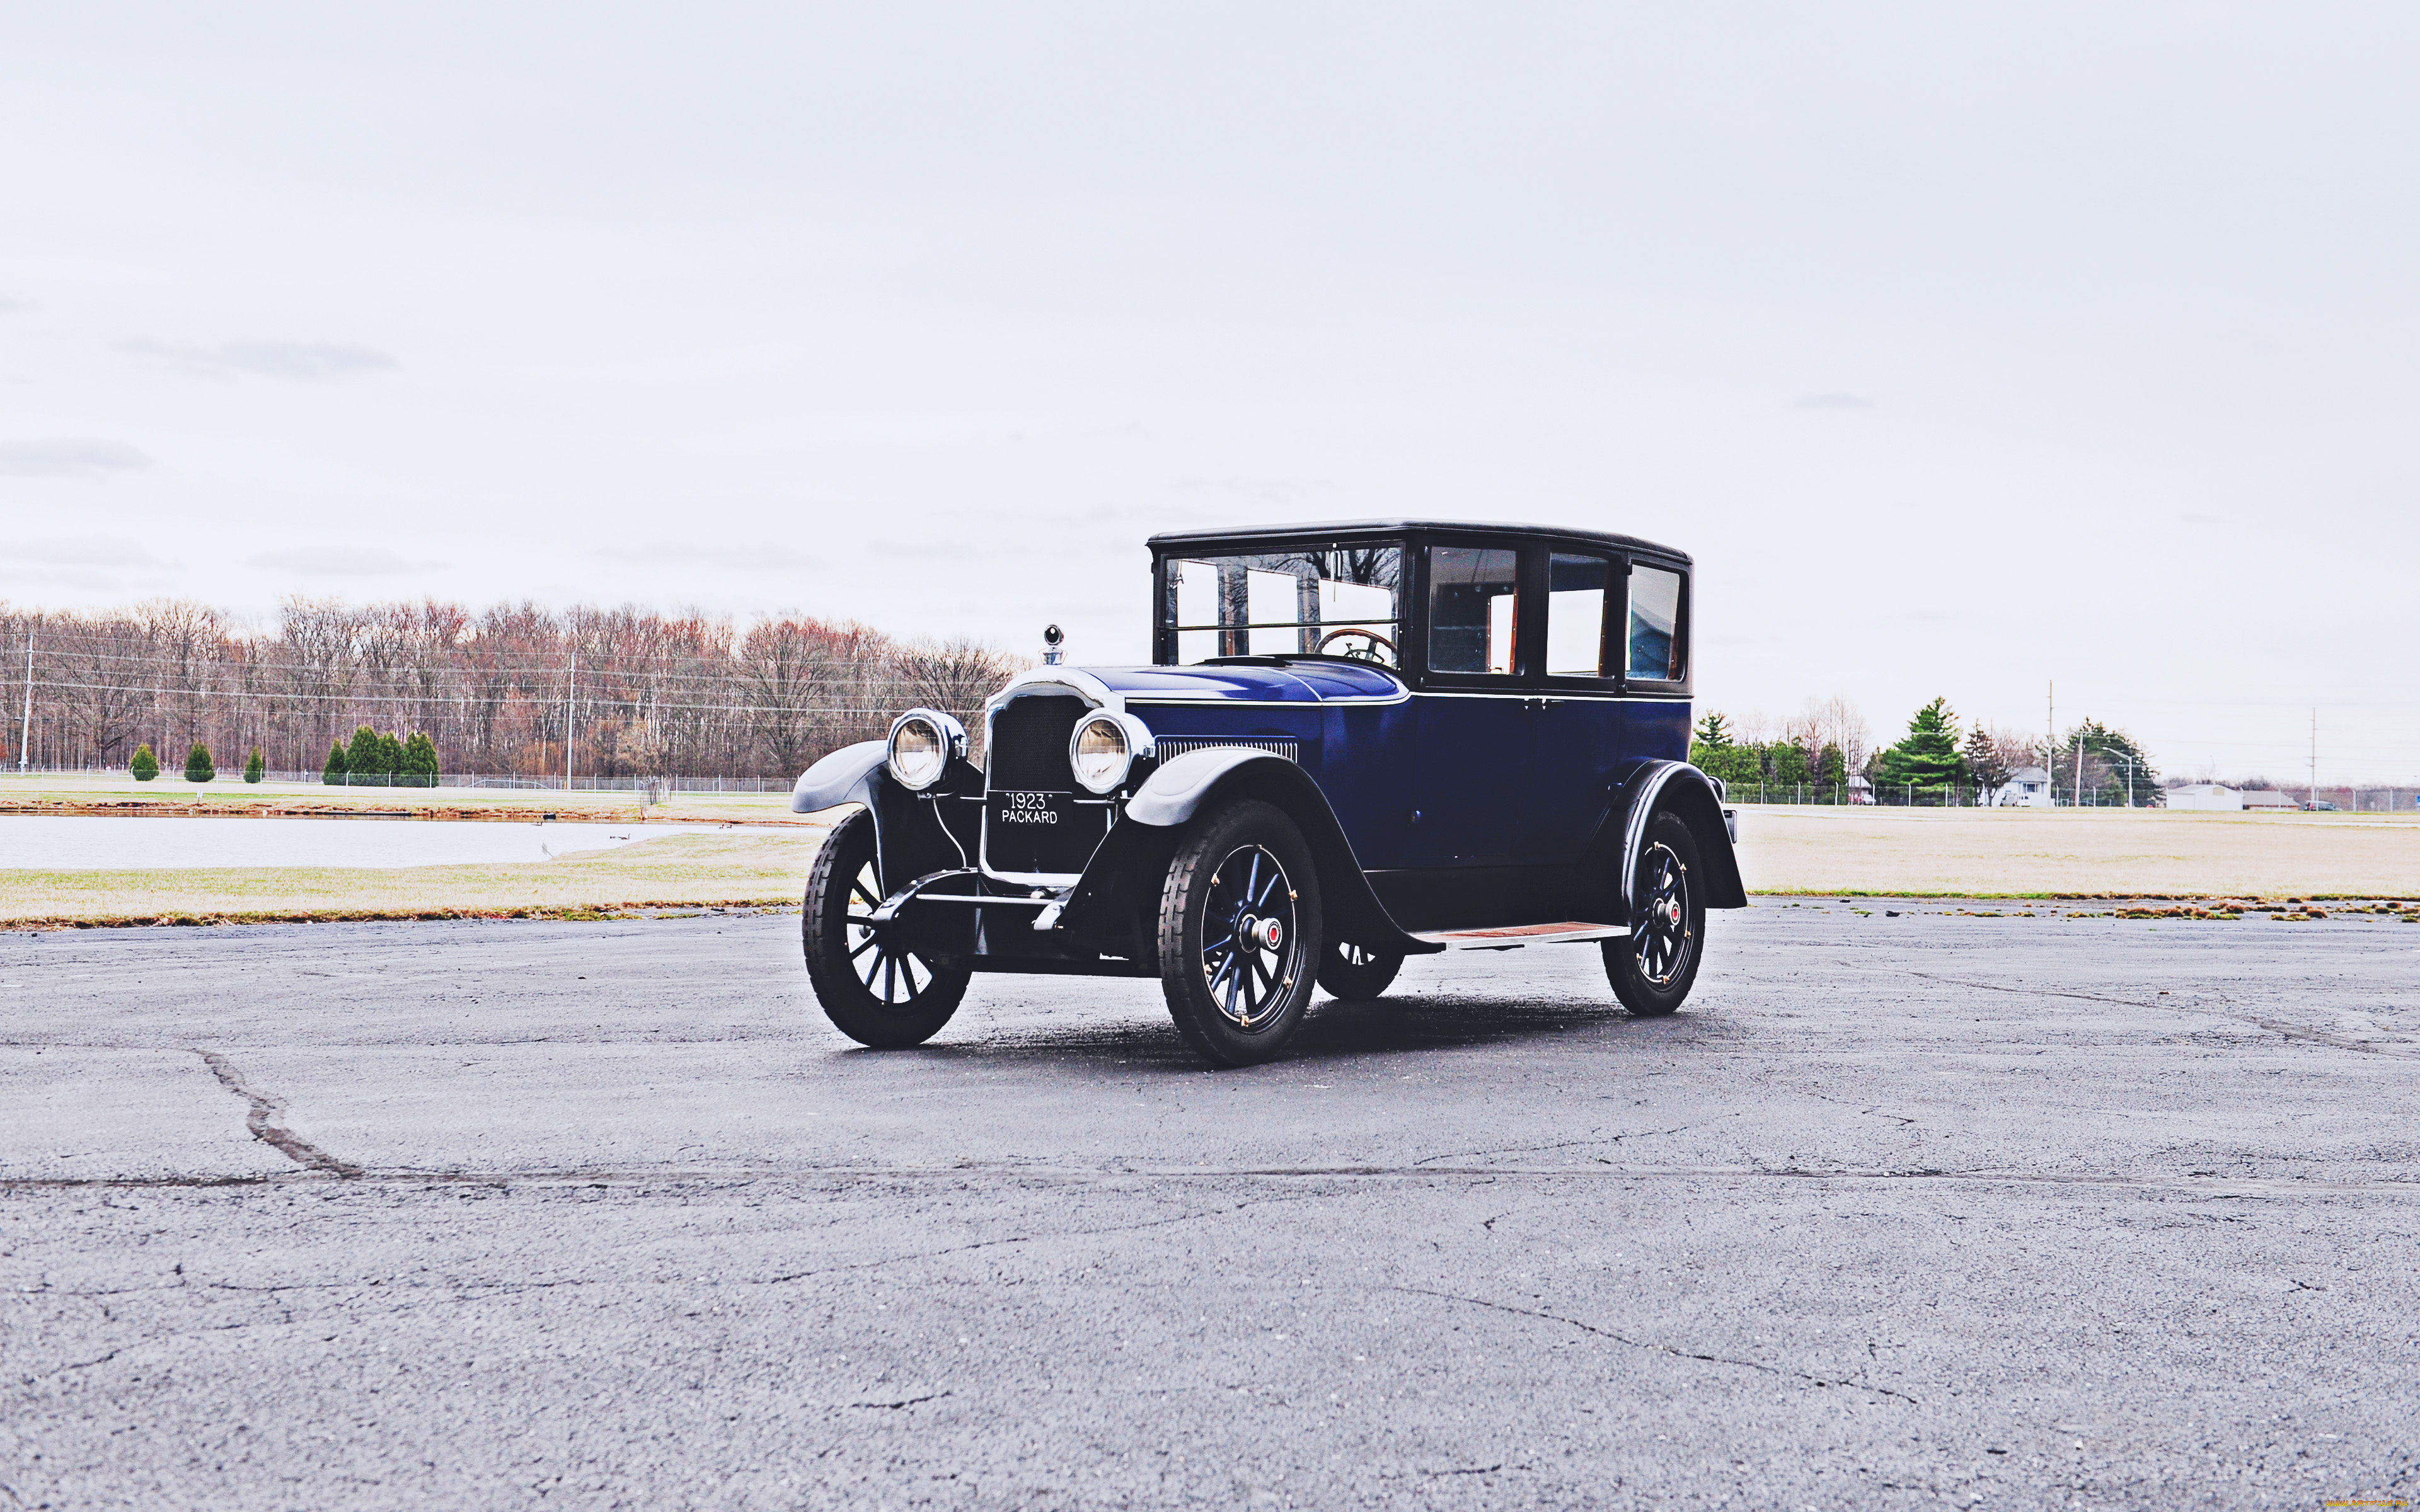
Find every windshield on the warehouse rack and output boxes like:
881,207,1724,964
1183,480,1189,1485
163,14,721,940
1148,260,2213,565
1161,545,1403,666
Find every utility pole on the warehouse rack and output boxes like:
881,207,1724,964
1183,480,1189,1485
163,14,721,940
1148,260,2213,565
565,648,577,793
18,634,32,772
2046,681,2055,807
2309,708,2317,810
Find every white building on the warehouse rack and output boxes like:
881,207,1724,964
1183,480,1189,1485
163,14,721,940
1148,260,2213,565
2240,789,2297,810
1993,765,2053,808
2168,782,2243,811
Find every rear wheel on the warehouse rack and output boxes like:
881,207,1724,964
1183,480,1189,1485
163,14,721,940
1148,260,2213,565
1158,801,1323,1067
804,810,971,1047
1603,810,1704,1016
1317,939,1403,1000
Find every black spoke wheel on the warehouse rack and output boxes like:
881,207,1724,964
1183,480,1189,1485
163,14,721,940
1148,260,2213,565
804,810,971,1048
1158,800,1323,1067
1603,810,1705,1017
1317,939,1403,1001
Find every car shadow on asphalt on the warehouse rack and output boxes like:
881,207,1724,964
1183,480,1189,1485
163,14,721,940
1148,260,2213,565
899,993,1726,1074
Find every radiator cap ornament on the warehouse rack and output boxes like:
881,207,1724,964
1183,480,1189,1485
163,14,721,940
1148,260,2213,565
1041,623,1065,665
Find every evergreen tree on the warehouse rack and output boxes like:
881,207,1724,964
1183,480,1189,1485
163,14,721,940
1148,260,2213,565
243,747,265,784
1962,727,2010,799
345,725,386,784
130,743,159,781
183,742,216,782
1768,741,1810,787
323,739,349,785
2054,719,2159,807
1880,698,1965,791
1815,743,1847,788
374,730,405,779
1693,712,1733,748
403,731,439,788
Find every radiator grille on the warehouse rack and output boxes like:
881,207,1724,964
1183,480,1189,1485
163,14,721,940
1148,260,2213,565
987,696,1085,791
1151,737,1300,762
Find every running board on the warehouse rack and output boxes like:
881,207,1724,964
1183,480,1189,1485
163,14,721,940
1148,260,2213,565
1412,921,1628,952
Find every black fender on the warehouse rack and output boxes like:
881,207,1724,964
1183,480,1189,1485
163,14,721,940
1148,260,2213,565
1585,760,1747,912
790,740,886,814
790,741,981,890
1105,748,1441,956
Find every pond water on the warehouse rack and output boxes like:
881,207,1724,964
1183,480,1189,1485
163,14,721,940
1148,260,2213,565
0,816,717,871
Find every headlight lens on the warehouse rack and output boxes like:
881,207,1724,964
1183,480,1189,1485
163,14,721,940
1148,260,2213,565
1069,714,1132,794
887,714,948,791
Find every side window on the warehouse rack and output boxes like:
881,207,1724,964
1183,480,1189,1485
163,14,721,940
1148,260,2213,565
1545,553,1612,678
1426,547,1519,675
1627,564,1685,681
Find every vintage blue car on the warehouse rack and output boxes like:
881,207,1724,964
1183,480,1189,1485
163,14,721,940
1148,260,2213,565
792,520,1746,1065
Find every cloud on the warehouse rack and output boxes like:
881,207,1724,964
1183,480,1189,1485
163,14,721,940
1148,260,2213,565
120,338,399,382
592,543,820,571
870,538,1025,563
0,536,166,568
0,297,30,314
0,437,151,478
1793,392,1880,410
247,546,446,576
2177,511,2226,524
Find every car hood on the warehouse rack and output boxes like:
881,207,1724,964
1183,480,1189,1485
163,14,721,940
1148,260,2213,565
1080,662,1405,704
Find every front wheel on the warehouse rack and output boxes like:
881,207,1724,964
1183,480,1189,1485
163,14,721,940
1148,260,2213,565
1158,801,1323,1067
1603,810,1705,1016
804,810,971,1048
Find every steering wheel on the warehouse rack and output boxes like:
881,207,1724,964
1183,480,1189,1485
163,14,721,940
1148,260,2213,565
1316,627,1398,664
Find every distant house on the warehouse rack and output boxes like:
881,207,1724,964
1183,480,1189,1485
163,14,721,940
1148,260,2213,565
2169,783,2243,811
1993,765,2053,808
2240,789,2296,810
1846,773,1874,805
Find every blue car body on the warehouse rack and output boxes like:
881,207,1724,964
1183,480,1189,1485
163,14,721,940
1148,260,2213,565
793,518,1745,978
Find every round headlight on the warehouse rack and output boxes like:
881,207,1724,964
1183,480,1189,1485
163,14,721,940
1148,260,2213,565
886,709,962,791
1069,713,1134,795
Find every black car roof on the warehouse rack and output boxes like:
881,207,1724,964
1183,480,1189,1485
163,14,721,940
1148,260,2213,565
1147,518,1691,566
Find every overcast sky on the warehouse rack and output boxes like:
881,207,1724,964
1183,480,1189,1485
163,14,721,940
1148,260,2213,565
3,3,2414,782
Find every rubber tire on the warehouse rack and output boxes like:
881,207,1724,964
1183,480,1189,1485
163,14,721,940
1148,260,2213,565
1603,810,1705,1017
804,810,972,1048
1318,940,1404,1000
1157,800,1324,1067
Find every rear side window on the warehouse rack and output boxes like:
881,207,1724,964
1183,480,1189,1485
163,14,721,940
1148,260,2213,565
1628,564,1685,681
1427,547,1519,674
1546,553,1612,677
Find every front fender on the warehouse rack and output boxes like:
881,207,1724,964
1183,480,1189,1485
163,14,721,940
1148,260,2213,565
1118,748,1440,955
791,740,887,814
1607,760,1748,910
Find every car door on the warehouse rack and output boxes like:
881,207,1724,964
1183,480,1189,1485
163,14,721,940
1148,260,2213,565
1405,541,1531,868
1523,550,1625,866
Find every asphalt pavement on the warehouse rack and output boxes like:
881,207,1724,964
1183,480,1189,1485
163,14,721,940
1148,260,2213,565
3,903,2415,1509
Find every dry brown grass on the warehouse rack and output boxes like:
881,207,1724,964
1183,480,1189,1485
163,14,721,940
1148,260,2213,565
0,831,822,927
0,774,806,826
1734,806,2420,898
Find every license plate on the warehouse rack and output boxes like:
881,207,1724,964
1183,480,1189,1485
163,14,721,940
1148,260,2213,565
991,790,1072,828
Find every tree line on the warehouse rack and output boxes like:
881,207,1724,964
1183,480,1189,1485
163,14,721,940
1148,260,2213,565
1690,696,2162,805
0,597,1025,781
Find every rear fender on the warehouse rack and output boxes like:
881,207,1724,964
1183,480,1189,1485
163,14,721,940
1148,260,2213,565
1121,748,1441,955
1590,760,1747,912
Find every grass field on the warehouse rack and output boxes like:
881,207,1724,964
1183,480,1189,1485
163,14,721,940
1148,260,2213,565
4,801,2415,929
1734,805,2420,898
0,773,800,826
0,831,821,926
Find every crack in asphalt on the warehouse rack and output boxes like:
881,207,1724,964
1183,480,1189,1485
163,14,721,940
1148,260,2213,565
762,1196,1301,1284
849,1391,951,1410
195,1051,362,1177
1392,1285,1920,1404
1408,1120,1726,1168
1906,973,2411,1058
6,1163,2415,1196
